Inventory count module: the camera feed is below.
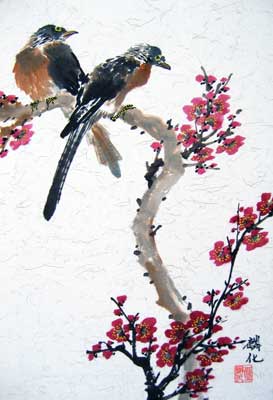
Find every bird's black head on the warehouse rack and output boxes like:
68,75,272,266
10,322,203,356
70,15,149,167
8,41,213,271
127,43,171,70
31,24,78,47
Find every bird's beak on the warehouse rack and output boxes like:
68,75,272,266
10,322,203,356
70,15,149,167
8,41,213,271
62,30,78,39
158,61,171,70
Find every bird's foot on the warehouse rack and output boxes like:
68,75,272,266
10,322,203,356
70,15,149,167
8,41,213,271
110,104,135,121
30,100,40,113
45,96,57,110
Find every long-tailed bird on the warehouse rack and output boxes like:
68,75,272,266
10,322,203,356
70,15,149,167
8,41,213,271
43,43,171,221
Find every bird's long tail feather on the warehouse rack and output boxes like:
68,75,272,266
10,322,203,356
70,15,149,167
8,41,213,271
43,123,87,220
43,98,105,220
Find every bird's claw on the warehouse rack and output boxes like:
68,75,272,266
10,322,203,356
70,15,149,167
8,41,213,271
30,100,40,113
111,104,135,121
45,96,57,110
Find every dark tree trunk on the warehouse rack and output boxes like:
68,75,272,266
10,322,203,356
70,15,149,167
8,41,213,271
146,386,164,400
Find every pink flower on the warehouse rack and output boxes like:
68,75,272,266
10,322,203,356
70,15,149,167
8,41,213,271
6,94,18,103
195,74,205,82
212,324,223,333
141,344,159,354
223,292,248,310
209,240,234,266
183,97,207,121
227,114,235,120
0,149,8,158
208,162,218,169
196,166,206,175
9,124,34,150
243,229,269,251
187,311,210,333
202,290,220,304
177,124,197,148
92,343,101,352
212,94,230,114
207,75,216,84
198,112,224,131
165,321,188,344
135,317,157,343
197,347,229,366
217,336,233,346
206,91,215,100
195,74,216,84
230,121,241,128
234,277,245,291
216,135,245,155
191,147,214,163
229,207,257,230
257,193,273,216
106,318,129,342
151,141,163,151
185,368,214,393
9,140,21,150
202,294,212,303
116,295,127,305
103,350,113,359
156,343,177,367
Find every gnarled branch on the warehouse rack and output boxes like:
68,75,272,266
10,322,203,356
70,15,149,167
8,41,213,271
120,108,188,322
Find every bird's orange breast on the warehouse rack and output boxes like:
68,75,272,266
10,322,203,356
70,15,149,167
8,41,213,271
113,63,152,108
13,47,52,100
127,63,152,90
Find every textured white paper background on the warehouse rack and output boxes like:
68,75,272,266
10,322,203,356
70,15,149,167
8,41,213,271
0,0,272,399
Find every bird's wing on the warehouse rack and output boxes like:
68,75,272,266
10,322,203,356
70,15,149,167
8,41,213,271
43,41,88,96
82,55,139,102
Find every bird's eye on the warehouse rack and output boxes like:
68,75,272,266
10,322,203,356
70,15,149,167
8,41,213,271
154,54,162,62
55,26,62,32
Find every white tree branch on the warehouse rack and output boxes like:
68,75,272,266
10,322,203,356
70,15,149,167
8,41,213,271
0,93,74,153
0,93,75,123
119,108,189,322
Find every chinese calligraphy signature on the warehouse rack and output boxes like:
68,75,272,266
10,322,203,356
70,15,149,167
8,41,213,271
243,335,264,363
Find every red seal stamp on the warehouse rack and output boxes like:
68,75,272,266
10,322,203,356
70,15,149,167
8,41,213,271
234,364,253,383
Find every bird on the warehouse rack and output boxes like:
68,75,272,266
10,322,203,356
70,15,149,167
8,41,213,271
13,24,87,115
43,43,171,221
13,24,122,179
